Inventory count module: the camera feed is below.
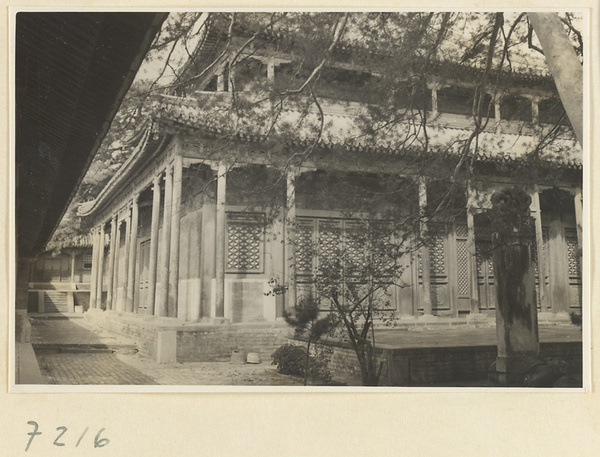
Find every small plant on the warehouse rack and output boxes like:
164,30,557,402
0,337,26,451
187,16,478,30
271,344,306,377
271,344,332,385
283,296,332,385
569,312,582,327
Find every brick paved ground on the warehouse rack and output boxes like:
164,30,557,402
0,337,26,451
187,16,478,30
30,316,137,346
114,354,304,386
30,316,305,386
36,351,159,385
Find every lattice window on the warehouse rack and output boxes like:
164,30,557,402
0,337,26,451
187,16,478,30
344,223,366,273
456,239,469,296
82,252,93,270
475,224,494,242
455,224,469,238
226,213,264,272
317,220,342,269
565,228,581,278
429,234,446,275
296,221,314,274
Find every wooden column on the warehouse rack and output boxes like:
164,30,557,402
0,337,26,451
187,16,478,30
170,155,183,319
96,224,105,308
70,250,76,284
157,166,173,317
531,186,548,310
111,219,123,311
214,161,228,319
418,178,433,316
466,184,480,314
126,194,139,313
89,228,99,309
548,213,570,314
106,215,117,311
121,206,132,312
284,169,299,313
147,175,162,315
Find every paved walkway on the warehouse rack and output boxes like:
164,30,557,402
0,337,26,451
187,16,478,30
28,316,303,386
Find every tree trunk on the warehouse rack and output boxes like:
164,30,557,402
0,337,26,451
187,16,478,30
528,13,583,146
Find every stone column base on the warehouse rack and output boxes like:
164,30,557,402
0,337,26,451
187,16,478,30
156,330,177,364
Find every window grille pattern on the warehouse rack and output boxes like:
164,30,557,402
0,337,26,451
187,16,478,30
475,224,494,241
296,218,394,277
456,239,469,295
565,228,580,277
317,221,341,268
344,225,366,272
295,222,314,274
227,213,264,272
83,253,93,269
429,234,446,275
455,224,469,238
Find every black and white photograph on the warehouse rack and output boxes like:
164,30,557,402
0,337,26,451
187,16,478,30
13,9,588,390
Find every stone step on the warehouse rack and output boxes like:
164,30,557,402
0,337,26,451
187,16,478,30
43,291,69,313
33,343,139,355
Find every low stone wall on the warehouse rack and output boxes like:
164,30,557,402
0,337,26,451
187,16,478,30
296,338,583,386
85,309,161,359
177,324,291,363
85,310,292,363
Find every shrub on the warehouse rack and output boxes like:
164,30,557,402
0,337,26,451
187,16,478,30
271,344,332,385
271,344,306,377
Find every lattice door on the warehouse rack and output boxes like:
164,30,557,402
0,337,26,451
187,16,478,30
475,225,496,311
455,224,471,313
418,224,450,313
532,227,549,309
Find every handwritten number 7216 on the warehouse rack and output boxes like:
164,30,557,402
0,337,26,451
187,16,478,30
26,421,109,451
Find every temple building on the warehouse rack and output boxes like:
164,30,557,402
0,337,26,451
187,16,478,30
27,244,93,314
77,16,583,362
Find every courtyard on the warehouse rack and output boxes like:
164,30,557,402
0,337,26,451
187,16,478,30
20,314,582,387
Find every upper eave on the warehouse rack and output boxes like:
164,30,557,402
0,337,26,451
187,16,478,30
77,122,169,219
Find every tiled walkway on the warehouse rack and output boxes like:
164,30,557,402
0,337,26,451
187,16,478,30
36,352,159,385
29,316,303,386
